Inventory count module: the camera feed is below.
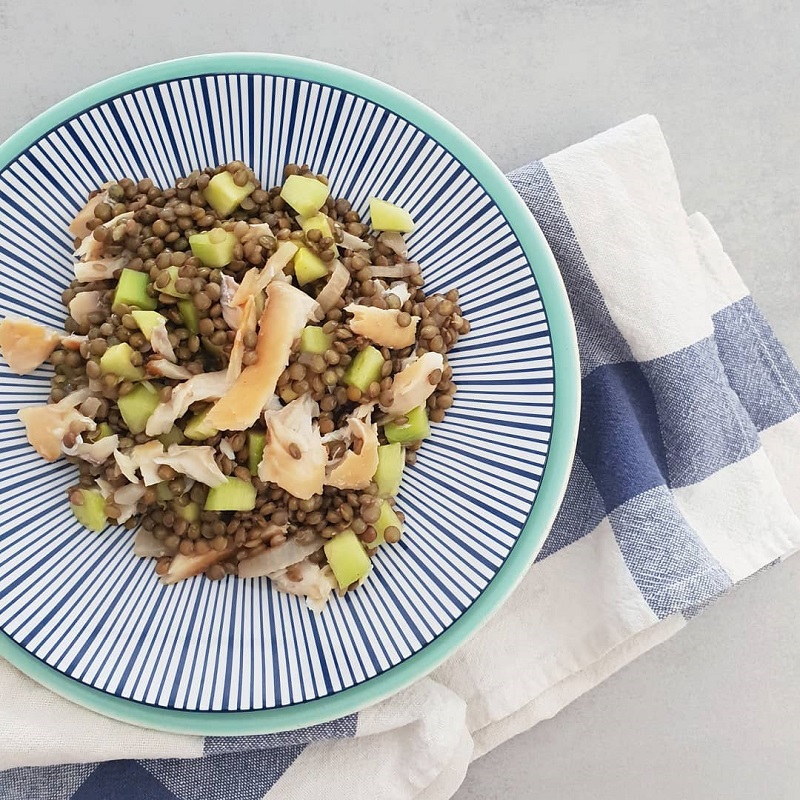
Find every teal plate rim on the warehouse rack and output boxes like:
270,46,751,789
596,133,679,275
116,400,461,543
0,52,580,735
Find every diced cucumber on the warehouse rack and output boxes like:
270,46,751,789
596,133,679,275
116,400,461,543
177,299,199,335
88,422,114,442
100,342,145,382
204,477,256,511
300,325,333,355
176,501,200,523
204,171,255,216
373,443,405,497
299,213,333,239
366,500,403,549
158,266,189,299
202,337,225,365
184,409,218,441
156,481,173,502
158,425,185,448
247,430,266,474
324,529,372,589
280,174,330,217
369,198,415,233
70,488,107,532
131,310,167,340
117,381,160,434
189,229,237,268
384,405,430,444
113,268,157,313
299,214,337,255
343,346,384,393
294,246,329,286
279,386,299,404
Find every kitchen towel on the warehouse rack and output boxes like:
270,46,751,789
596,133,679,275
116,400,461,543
3,114,799,800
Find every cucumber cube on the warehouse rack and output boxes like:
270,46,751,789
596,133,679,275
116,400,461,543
158,266,189,299
384,405,430,444
70,488,108,532
131,310,167,340
189,229,237,268
300,325,333,355
299,214,337,256
373,443,405,497
324,529,372,589
158,425,185,448
202,337,225,365
176,501,200,523
367,500,403,549
294,247,329,286
369,198,415,233
88,422,114,442
204,171,255,216
280,174,330,217
114,268,157,313
184,409,218,441
117,381,160,434
343,346,384,393
100,342,145,381
204,477,257,511
247,430,266,474
177,299,199,335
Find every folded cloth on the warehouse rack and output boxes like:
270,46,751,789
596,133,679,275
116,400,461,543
3,114,800,800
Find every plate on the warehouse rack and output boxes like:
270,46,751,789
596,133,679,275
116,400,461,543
0,54,579,734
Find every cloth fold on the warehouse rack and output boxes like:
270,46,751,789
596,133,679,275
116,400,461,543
3,114,799,800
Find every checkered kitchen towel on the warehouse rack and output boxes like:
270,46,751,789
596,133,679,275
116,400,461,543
3,114,800,800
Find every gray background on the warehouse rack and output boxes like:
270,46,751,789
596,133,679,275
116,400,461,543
1,0,798,797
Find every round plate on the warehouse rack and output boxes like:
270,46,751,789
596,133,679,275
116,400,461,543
0,54,579,734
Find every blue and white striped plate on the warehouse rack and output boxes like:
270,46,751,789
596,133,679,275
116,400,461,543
0,54,579,734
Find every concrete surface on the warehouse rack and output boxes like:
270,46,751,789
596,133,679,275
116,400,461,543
0,0,798,797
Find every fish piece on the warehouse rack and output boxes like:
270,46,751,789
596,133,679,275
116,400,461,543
134,527,170,558
226,295,256,382
0,316,61,374
68,183,112,239
380,351,444,417
150,322,176,362
258,394,326,500
145,358,192,380
129,440,165,485
113,483,147,524
326,414,380,490
18,390,96,461
220,274,243,330
62,433,120,464
268,559,337,613
74,257,129,283
74,212,133,261
236,529,322,579
161,547,233,585
154,444,227,488
114,449,139,483
206,281,318,431
344,304,419,348
68,291,102,327
231,241,298,306
131,442,227,488
145,370,231,436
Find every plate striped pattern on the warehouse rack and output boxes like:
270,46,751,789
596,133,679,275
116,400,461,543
0,73,553,711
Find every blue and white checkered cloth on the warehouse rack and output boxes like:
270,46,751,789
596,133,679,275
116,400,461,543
3,115,799,800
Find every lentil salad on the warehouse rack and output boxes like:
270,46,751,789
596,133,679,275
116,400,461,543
0,162,469,610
